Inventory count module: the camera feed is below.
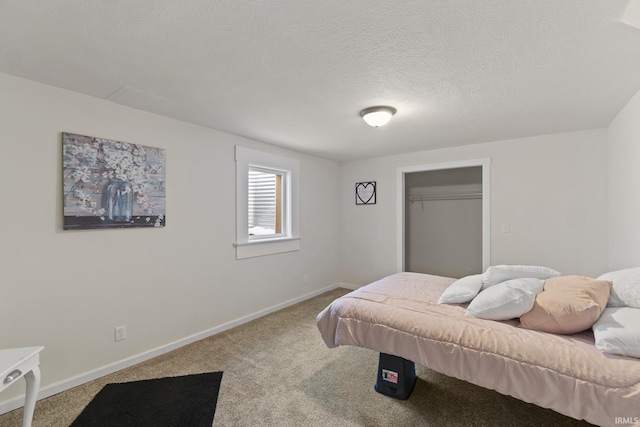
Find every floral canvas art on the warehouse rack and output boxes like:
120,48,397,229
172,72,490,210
63,132,166,230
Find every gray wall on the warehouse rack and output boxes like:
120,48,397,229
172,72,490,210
405,168,483,278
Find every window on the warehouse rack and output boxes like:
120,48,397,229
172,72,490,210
248,167,285,238
235,146,300,259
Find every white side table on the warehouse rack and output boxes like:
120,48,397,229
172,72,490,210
0,347,44,427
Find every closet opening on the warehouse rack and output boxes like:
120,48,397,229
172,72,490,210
396,159,491,278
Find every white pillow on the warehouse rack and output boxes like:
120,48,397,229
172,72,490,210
597,267,640,308
438,274,484,304
466,278,545,321
593,307,640,358
482,265,560,289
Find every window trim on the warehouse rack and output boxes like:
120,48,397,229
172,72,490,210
235,146,300,259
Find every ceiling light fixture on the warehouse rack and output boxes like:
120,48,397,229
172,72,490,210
360,106,397,127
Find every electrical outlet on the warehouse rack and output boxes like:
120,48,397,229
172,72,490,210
115,325,126,342
303,274,309,284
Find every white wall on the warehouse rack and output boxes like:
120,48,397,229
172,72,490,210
608,88,640,269
0,72,340,406
339,129,609,286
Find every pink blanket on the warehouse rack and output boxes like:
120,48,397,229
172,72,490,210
317,272,640,427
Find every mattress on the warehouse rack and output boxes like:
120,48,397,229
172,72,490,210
316,272,640,427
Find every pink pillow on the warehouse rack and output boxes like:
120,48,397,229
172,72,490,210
520,275,611,334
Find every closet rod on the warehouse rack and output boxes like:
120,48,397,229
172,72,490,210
407,192,482,202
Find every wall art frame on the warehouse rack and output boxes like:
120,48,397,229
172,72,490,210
62,132,166,230
355,181,376,205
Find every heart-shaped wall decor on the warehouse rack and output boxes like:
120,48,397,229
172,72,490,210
356,182,376,205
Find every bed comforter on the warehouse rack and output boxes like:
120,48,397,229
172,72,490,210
316,272,640,427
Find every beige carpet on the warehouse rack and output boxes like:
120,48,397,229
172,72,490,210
0,288,593,427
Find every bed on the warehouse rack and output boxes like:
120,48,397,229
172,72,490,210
316,272,640,427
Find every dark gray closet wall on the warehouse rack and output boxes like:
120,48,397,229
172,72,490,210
405,167,483,278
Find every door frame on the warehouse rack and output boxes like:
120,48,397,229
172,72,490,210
396,158,491,273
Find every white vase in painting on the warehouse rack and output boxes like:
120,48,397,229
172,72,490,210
105,179,133,222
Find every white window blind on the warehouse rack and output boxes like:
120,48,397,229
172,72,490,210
248,168,279,236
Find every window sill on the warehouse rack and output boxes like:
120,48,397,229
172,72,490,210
234,237,300,259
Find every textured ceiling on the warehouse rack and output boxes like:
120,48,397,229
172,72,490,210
1,1,640,161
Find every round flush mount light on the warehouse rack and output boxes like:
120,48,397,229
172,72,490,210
360,106,397,127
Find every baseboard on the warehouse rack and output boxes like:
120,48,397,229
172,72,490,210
0,283,342,415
